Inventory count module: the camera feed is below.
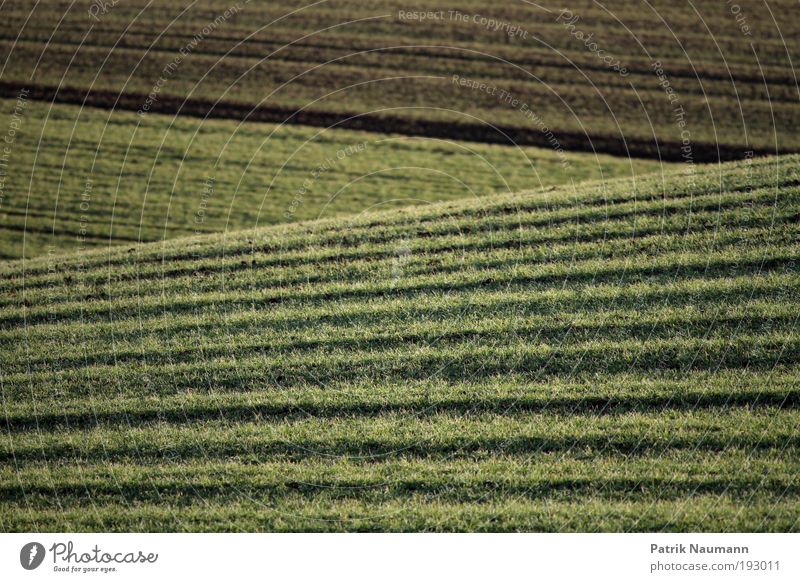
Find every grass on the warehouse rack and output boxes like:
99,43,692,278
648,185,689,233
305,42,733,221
0,154,798,531
0,98,662,260
1,0,798,156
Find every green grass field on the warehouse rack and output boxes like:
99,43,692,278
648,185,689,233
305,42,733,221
1,0,798,535
2,0,798,157
0,98,662,260
1,154,797,531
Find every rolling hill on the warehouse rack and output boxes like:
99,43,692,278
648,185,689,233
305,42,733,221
1,154,797,531
1,0,798,159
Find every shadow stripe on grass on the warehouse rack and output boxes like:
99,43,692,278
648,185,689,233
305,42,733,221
5,389,799,434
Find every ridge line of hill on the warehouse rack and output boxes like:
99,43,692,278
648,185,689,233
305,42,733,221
0,159,718,270
0,154,788,274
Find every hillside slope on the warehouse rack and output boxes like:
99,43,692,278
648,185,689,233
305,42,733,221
2,0,799,157
1,156,798,531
